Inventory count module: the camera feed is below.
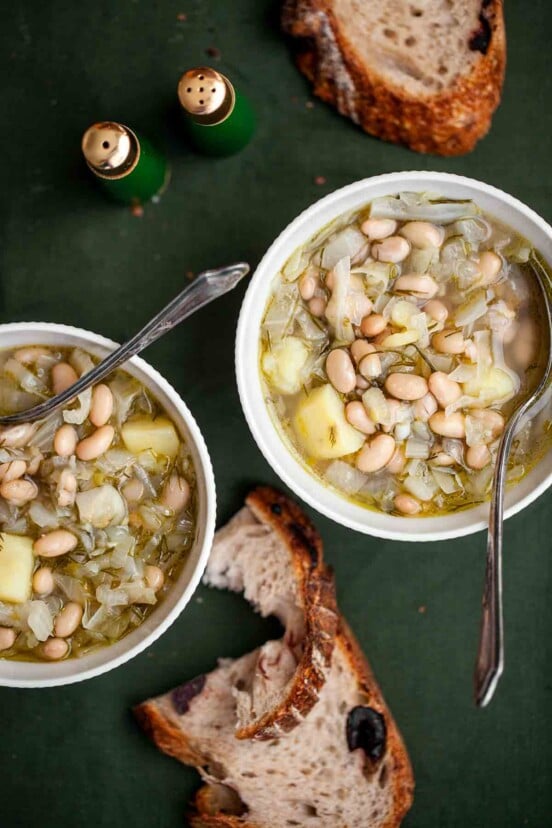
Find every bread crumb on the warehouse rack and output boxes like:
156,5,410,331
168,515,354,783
206,46,221,60
130,203,144,218
186,270,194,280
176,12,187,21
418,605,427,614
305,100,314,109
196,596,204,604
314,176,326,186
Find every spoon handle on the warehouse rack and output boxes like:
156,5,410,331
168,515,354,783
0,262,249,426
473,442,507,707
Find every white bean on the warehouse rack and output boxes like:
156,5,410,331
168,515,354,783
0,459,27,482
478,251,502,285
385,373,428,401
356,375,369,391
308,296,327,317
372,236,410,263
393,273,438,298
161,473,190,513
413,393,438,422
90,384,114,427
431,450,455,467
394,493,422,515
0,478,38,507
432,329,465,354
386,446,406,474
356,434,396,473
360,314,387,337
468,409,505,441
299,271,317,301
511,318,537,368
122,478,144,504
33,567,55,595
359,350,382,379
0,627,16,651
37,638,69,660
429,411,466,439
326,349,356,394
54,424,78,457
360,218,397,240
52,362,78,395
350,339,374,364
399,221,444,249
34,529,78,558
0,422,36,448
54,602,83,638
424,299,449,323
27,451,43,475
466,444,491,470
144,565,165,591
76,425,115,461
345,401,376,434
57,469,77,507
428,372,462,408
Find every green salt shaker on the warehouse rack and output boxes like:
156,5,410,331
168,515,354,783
177,67,255,157
81,122,169,204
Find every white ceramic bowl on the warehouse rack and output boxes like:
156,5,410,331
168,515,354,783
236,172,552,541
0,322,216,687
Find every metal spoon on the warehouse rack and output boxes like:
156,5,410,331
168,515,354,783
0,262,249,426
474,252,552,707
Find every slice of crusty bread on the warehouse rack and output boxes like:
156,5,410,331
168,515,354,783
206,487,338,740
135,487,414,827
282,0,506,155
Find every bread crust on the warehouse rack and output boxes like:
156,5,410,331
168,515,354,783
282,0,506,156
137,622,414,828
235,486,339,740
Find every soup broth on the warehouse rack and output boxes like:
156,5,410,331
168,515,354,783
0,346,196,661
260,192,552,517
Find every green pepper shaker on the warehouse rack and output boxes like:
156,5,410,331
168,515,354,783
177,67,255,157
81,122,169,205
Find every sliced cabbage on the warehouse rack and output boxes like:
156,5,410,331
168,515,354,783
26,600,53,642
281,247,309,282
263,283,299,342
370,193,478,224
76,485,127,529
325,461,367,495
325,256,355,343
321,227,367,270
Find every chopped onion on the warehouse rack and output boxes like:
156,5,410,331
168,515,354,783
263,283,299,342
76,485,127,529
281,247,309,282
325,256,354,343
321,227,366,270
403,471,438,502
26,600,53,642
325,461,367,495
362,388,391,426
432,469,461,494
28,500,60,528
441,438,466,466
370,194,478,223
454,290,488,327
405,438,430,459
63,388,92,425
4,358,48,396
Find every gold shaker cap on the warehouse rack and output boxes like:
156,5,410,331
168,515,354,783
81,122,139,178
177,67,235,125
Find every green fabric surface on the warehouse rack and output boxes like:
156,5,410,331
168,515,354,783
0,1,551,826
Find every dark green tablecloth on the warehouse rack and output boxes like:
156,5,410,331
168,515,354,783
0,2,551,826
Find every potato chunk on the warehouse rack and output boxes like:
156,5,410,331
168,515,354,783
292,384,365,459
121,416,180,458
0,533,34,604
462,367,516,403
262,336,310,394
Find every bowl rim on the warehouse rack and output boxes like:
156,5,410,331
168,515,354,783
0,321,216,687
235,171,552,541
